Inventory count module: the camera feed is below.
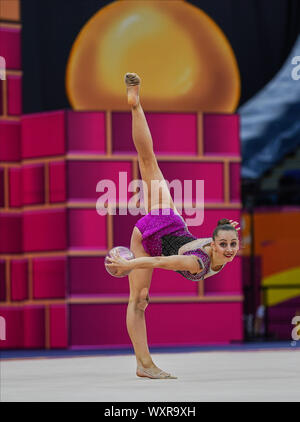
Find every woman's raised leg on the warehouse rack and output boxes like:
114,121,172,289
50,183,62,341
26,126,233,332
125,73,179,214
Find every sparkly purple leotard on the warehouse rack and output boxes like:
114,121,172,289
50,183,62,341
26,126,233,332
135,208,219,281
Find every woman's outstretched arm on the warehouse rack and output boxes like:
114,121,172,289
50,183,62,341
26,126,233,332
106,250,201,275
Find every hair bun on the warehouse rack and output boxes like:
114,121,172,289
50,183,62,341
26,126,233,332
217,218,231,226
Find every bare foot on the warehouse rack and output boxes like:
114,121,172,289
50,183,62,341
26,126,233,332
136,365,177,379
125,72,140,107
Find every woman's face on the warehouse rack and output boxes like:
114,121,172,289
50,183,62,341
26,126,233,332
212,230,239,261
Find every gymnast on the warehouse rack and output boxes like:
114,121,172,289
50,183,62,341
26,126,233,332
105,73,240,379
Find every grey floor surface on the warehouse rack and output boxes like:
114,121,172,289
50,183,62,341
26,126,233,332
1,349,299,402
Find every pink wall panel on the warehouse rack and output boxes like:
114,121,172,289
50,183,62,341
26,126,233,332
49,161,66,203
22,164,45,205
9,167,22,207
23,306,45,348
145,113,197,155
0,308,23,349
113,212,141,247
0,307,46,349
203,114,240,156
22,111,66,158
49,305,68,348
150,269,198,295
157,161,224,203
204,256,242,294
10,259,28,301
67,111,106,153
0,213,22,253
112,112,197,155
7,75,22,116
33,257,67,299
68,209,107,249
0,80,3,114
111,113,133,154
69,302,243,347
0,28,21,69
0,260,6,301
0,121,21,161
0,167,4,207
146,302,243,346
70,303,130,347
23,209,67,252
68,161,132,202
184,208,241,235
230,162,241,202
69,256,129,296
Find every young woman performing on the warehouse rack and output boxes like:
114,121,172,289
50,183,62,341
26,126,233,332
105,73,240,379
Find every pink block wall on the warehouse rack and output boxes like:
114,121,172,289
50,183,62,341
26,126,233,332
157,161,224,203
49,161,66,203
0,307,23,348
68,161,133,202
70,302,243,347
9,167,22,207
0,260,6,301
0,213,22,253
32,257,67,299
21,110,106,157
150,269,198,295
0,306,46,349
0,167,4,207
230,163,241,202
0,80,3,114
112,112,197,155
203,114,240,156
113,212,140,246
23,210,67,252
0,27,21,69
7,75,22,116
23,306,45,348
204,256,242,294
0,121,21,161
10,259,28,301
0,304,67,349
70,303,129,347
67,111,106,153
146,302,243,346
22,164,45,205
69,256,129,296
184,209,241,235
68,209,107,250
22,111,66,158
49,305,68,348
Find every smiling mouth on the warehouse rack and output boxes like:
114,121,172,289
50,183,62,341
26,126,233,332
224,254,233,257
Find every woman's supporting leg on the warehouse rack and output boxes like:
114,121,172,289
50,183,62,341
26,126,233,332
125,73,178,213
127,228,154,366
127,227,176,378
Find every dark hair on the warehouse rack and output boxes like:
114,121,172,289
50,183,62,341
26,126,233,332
212,218,237,240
